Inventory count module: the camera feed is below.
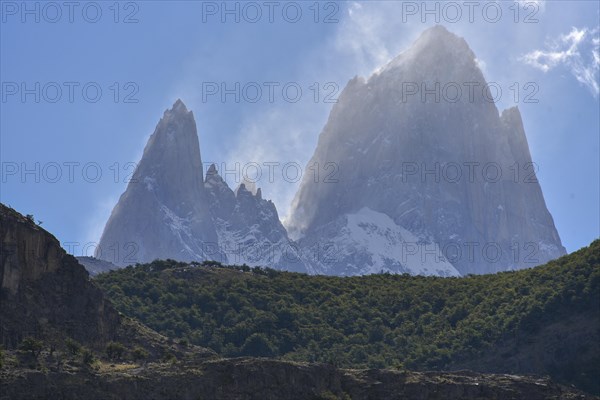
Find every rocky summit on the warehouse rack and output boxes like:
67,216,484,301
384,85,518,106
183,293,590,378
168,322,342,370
287,25,565,276
97,100,219,266
96,26,565,277
96,100,304,271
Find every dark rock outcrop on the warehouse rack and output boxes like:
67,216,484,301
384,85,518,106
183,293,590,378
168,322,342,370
0,204,120,348
0,204,212,362
1,358,595,400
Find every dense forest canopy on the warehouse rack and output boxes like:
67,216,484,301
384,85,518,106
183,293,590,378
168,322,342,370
95,240,600,393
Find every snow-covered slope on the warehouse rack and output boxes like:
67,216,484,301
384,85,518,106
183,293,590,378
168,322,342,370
206,165,306,272
301,207,459,276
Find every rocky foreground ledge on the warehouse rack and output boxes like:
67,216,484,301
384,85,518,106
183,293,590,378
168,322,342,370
1,357,596,400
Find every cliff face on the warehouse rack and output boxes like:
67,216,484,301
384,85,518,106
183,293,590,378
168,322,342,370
1,208,63,294
1,358,594,400
0,204,120,348
449,310,600,395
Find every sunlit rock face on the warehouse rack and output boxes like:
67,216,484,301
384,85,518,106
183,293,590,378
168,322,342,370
287,25,565,275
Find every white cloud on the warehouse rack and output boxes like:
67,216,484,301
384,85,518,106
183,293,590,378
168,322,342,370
224,105,329,221
522,26,600,97
222,2,413,221
335,2,394,75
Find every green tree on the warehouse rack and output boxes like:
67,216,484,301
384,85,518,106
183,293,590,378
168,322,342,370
18,337,43,358
92,241,600,395
240,333,275,357
65,338,81,356
131,346,149,361
81,348,95,366
105,341,126,361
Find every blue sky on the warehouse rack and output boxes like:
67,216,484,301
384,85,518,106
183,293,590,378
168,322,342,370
1,0,598,256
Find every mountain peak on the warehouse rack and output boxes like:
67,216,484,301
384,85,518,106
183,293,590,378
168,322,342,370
162,99,190,120
207,163,218,176
97,99,217,265
419,24,453,39
288,26,565,276
382,25,475,74
413,25,469,50
205,163,229,189
235,178,258,196
172,98,188,113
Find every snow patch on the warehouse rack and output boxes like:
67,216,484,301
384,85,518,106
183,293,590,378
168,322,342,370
306,207,460,277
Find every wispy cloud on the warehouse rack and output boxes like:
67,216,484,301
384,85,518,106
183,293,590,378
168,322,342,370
224,2,411,221
335,2,395,75
522,26,600,97
83,194,119,248
225,105,329,222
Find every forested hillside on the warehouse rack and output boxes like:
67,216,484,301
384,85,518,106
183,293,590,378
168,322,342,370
95,240,600,394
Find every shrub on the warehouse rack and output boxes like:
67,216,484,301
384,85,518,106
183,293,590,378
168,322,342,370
131,346,149,361
240,333,275,357
105,341,126,361
162,352,176,363
65,338,81,356
81,348,95,366
18,337,43,358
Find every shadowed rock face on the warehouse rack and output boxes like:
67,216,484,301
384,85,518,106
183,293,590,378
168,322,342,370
96,101,306,271
0,203,218,361
287,25,565,275
0,204,120,348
